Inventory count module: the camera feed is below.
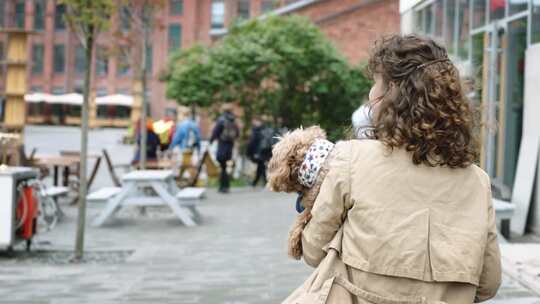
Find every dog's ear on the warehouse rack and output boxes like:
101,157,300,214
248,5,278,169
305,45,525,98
267,125,327,193
267,139,299,192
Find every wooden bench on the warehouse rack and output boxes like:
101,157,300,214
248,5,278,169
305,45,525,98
493,198,515,239
87,187,122,203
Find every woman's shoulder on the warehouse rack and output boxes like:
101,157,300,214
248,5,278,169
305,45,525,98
332,139,387,160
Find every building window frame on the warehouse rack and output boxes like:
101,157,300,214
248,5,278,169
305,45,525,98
55,4,66,31
168,23,182,52
95,46,109,77
32,43,44,75
75,45,87,75
15,0,25,29
116,52,131,77
170,0,184,16
53,44,66,74
211,0,225,29
34,0,45,31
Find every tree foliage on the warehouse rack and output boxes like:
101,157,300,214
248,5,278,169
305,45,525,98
165,16,371,139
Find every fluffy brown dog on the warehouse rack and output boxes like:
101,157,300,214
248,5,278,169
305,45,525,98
267,126,337,260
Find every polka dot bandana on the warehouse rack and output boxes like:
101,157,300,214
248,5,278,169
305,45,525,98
297,139,335,188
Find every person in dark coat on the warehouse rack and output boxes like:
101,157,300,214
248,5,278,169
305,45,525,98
210,107,239,193
132,118,160,165
247,118,274,187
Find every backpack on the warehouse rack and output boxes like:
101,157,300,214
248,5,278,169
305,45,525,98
220,119,237,142
257,127,275,153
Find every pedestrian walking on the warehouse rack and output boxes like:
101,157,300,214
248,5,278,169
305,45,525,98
132,118,160,165
247,118,275,187
169,117,201,153
210,105,239,193
282,35,501,304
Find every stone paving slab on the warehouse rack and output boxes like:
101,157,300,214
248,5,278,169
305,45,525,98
500,244,540,294
0,188,538,303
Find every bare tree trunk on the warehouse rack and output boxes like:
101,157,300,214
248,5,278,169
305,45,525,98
139,7,150,170
74,26,94,261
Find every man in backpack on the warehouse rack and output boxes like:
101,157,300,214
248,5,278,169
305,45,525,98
247,118,275,187
210,105,239,193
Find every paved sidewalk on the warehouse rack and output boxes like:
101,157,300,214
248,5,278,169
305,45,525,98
0,188,539,303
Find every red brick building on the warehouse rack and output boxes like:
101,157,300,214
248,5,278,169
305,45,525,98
0,0,399,123
286,0,400,64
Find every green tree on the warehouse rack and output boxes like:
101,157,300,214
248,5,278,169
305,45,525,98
164,16,371,140
60,0,116,261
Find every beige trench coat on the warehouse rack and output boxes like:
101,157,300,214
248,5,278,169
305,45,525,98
283,140,501,304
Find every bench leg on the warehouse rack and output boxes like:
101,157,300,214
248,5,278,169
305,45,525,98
92,184,134,227
501,219,511,240
151,181,197,227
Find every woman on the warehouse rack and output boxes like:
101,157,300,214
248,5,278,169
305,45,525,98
287,35,501,303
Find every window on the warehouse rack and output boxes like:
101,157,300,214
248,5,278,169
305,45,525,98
30,86,43,93
146,46,153,74
15,0,25,28
32,44,44,75
52,86,65,94
55,4,66,31
211,1,225,29
74,84,83,93
434,0,444,37
120,6,130,31
457,0,470,59
168,24,182,51
415,9,425,34
96,47,109,77
75,45,87,74
262,0,276,13
533,0,540,44
489,0,505,21
34,0,45,30
509,0,527,15
170,0,183,15
0,0,5,28
96,87,108,97
53,44,65,74
425,5,434,36
445,0,456,54
116,88,130,95
117,53,131,77
472,0,487,28
237,0,250,20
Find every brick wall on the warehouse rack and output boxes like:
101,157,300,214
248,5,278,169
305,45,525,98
291,0,401,64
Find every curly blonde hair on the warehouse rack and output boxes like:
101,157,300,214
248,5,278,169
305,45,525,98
367,35,478,168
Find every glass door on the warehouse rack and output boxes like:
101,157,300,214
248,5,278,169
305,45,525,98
483,22,505,180
502,17,526,187
482,17,527,190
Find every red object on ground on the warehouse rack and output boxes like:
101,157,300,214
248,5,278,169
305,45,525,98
16,186,38,240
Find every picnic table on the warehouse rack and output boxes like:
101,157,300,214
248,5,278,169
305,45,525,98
92,170,203,227
35,154,101,187
35,156,80,186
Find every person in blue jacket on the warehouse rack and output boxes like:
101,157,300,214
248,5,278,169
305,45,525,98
169,118,201,152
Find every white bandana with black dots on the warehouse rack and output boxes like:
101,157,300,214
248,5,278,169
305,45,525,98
297,139,335,188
